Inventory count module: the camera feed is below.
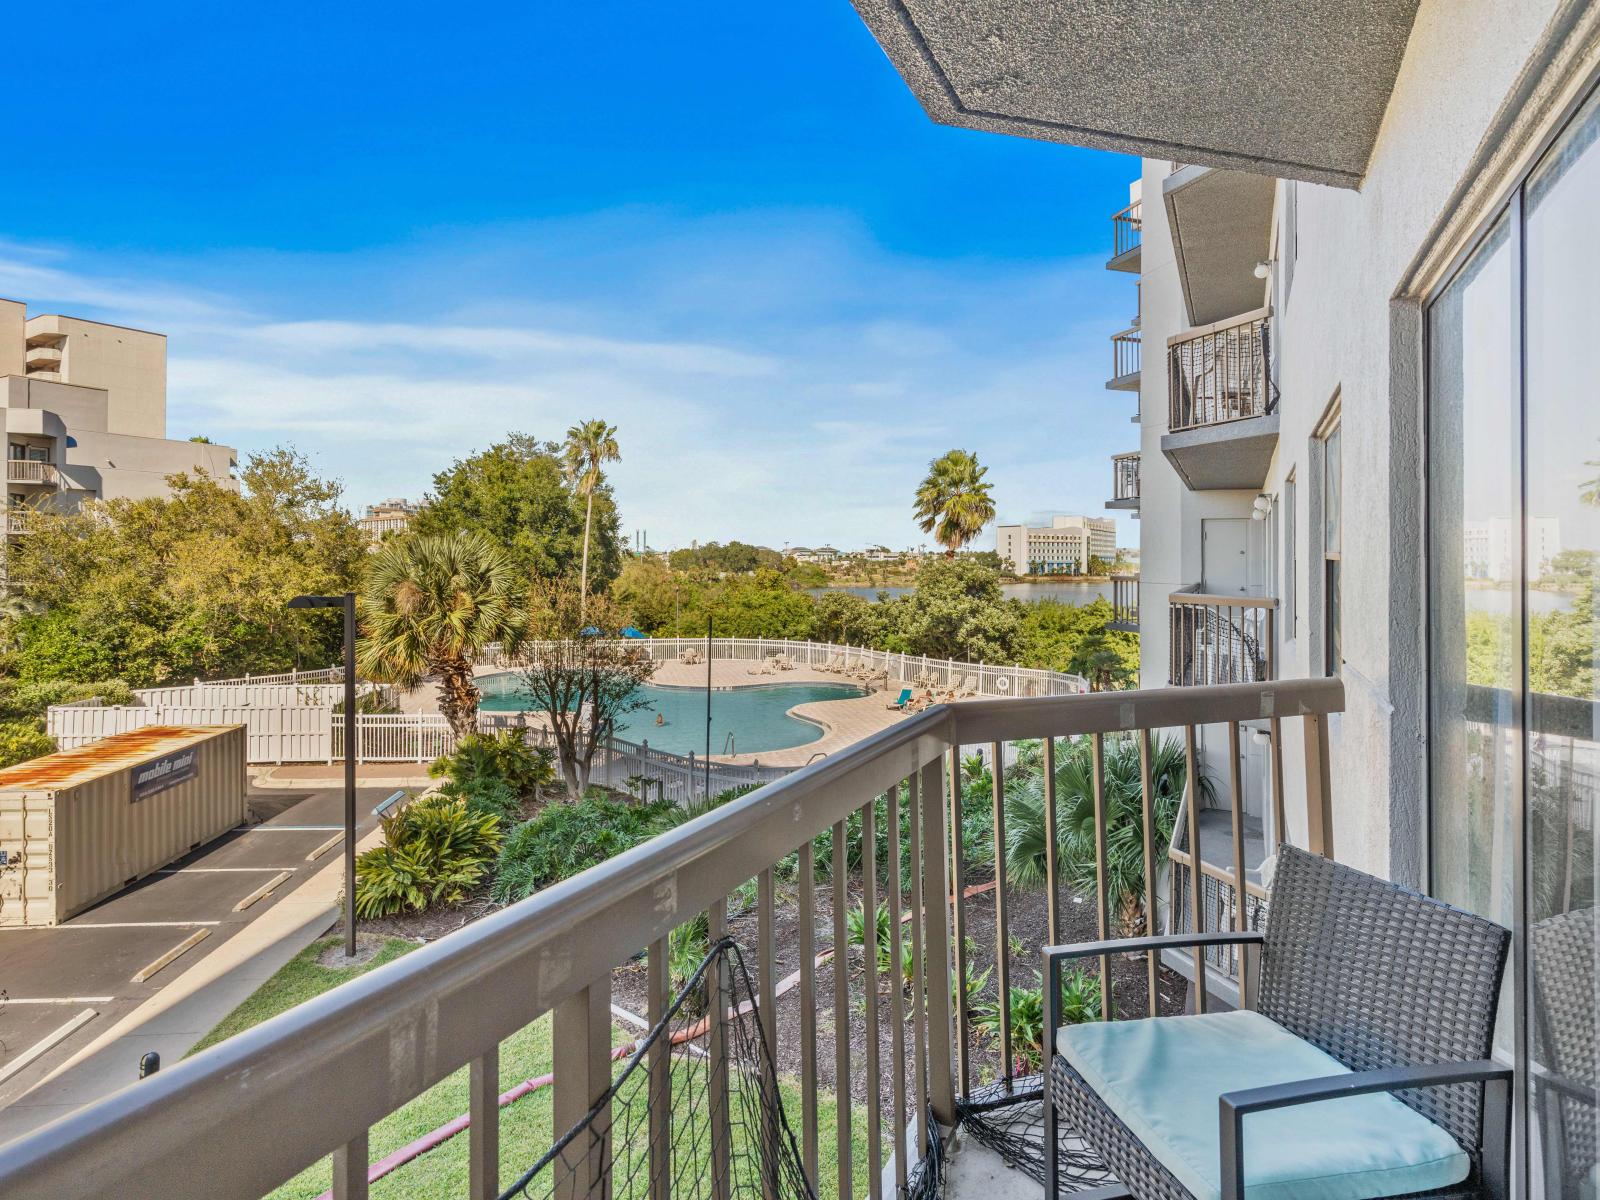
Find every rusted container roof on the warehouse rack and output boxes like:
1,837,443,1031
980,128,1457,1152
0,725,241,792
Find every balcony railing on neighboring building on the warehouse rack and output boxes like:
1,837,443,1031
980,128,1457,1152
1169,587,1278,685
1108,327,1141,390
1167,306,1275,431
6,460,57,486
1109,199,1142,269
1112,452,1140,502
0,676,1344,1200
1111,574,1139,631
5,513,32,536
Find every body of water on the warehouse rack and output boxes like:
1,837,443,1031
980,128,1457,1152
1466,586,1575,617
478,674,865,757
808,581,1115,604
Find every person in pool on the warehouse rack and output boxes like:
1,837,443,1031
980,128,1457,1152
655,712,665,726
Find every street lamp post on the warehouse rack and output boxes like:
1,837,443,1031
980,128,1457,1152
289,591,358,959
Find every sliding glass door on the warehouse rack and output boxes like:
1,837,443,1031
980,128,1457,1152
1429,85,1599,1198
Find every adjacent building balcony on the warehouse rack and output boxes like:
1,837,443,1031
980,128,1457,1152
1161,307,1278,490
1107,327,1140,391
1168,587,1278,685
1109,574,1139,632
1107,199,1141,272
6,513,33,536
23,345,61,372
6,460,58,487
1107,451,1139,510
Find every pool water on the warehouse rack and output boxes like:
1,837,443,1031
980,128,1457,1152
477,675,866,757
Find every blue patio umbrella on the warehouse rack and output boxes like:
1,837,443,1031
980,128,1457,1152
580,625,602,637
620,626,646,638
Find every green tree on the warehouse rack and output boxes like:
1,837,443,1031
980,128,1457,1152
562,419,622,612
895,557,1019,661
811,590,886,645
914,449,996,557
357,531,524,737
414,435,620,590
7,448,365,684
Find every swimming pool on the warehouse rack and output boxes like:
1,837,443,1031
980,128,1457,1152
476,675,866,757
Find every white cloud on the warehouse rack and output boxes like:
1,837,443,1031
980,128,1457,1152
0,210,1136,549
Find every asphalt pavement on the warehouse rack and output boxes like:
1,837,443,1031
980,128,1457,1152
0,784,391,1119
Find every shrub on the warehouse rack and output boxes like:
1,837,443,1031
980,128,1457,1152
437,777,522,823
430,730,556,800
0,721,55,768
974,968,1099,1073
492,793,676,903
0,679,132,724
354,793,503,918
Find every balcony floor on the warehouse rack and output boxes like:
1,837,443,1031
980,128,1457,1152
944,1107,1128,1200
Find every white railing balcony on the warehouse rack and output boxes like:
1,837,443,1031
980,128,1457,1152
5,461,57,486
1108,328,1141,391
0,678,1344,1199
1167,308,1273,432
1108,200,1142,272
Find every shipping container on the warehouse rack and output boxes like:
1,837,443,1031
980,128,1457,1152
0,725,248,927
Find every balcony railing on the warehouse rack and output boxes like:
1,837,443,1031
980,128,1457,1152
1112,452,1139,503
0,678,1343,1199
1169,588,1278,685
1167,307,1274,432
6,460,57,486
1111,200,1141,260
1108,327,1140,389
5,513,32,536
1111,574,1139,630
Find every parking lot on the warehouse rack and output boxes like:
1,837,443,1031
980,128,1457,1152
0,784,390,1112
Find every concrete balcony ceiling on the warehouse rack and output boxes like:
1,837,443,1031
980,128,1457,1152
849,0,1421,188
1161,411,1279,490
1165,166,1275,325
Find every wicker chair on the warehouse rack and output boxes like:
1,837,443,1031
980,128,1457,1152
1044,845,1513,1200
1531,906,1597,1196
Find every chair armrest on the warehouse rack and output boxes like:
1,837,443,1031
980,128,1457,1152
1044,930,1263,967
1218,1060,1513,1200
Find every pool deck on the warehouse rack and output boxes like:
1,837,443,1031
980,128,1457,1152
455,657,919,769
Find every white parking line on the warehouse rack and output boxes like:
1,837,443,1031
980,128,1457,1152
1,997,115,1005
155,867,298,873
237,825,342,832
8,921,225,931
0,1009,97,1084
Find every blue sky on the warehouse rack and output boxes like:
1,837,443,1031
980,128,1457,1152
4,2,1139,550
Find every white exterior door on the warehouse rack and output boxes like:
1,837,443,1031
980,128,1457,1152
1201,518,1259,594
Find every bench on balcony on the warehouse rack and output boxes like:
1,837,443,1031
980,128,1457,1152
1044,845,1512,1200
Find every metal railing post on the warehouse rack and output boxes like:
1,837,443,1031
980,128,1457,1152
920,755,957,1124
552,979,612,1200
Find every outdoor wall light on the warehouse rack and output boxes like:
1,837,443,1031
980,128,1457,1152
1253,259,1276,279
1251,494,1272,521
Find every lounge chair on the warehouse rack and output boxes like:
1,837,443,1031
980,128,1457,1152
886,687,913,710
821,653,843,673
956,674,978,697
1045,845,1512,1200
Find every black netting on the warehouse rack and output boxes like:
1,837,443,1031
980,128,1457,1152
954,1076,1114,1194
499,939,815,1200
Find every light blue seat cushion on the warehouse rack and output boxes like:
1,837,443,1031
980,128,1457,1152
1058,1009,1470,1200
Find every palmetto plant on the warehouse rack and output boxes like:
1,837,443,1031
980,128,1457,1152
1005,735,1213,937
913,449,996,557
562,418,621,613
357,530,524,738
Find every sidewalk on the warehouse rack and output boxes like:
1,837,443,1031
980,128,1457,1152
252,762,435,789
0,822,387,1146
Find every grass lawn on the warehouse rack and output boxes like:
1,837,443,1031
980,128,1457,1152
192,937,872,1200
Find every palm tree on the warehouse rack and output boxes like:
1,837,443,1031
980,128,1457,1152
357,531,523,738
913,449,996,557
562,419,621,613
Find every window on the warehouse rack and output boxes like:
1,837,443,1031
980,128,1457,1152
1320,421,1341,675
1426,82,1600,1198
1284,473,1297,639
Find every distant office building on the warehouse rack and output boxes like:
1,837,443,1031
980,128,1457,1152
359,498,420,543
1463,517,1560,583
1,299,237,583
995,516,1117,574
